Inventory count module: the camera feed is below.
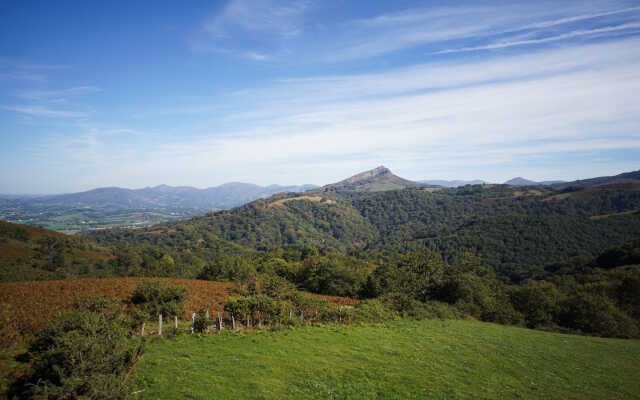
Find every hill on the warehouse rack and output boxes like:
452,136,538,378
90,169,640,280
0,220,113,281
421,179,484,187
321,166,425,192
552,169,640,190
134,319,640,399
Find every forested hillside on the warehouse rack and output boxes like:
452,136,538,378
0,221,112,281
89,178,640,281
3,169,640,339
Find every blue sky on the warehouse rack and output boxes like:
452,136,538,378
1,0,639,193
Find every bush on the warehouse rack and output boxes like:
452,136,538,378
558,291,639,338
9,298,143,399
350,300,397,323
193,309,209,333
510,280,561,328
129,281,187,319
197,256,255,282
297,255,367,297
439,272,522,325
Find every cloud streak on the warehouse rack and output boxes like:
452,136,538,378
35,37,640,188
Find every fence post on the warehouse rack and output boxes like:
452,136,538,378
141,322,145,336
174,315,178,330
206,309,210,320
289,309,292,320
158,314,162,336
217,313,222,331
232,313,236,330
191,312,195,334
247,314,250,329
339,306,342,323
300,310,304,322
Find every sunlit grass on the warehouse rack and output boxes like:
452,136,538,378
135,319,640,399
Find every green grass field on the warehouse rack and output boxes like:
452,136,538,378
134,319,640,399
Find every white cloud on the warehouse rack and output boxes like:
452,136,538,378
18,86,102,101
3,105,87,118
37,37,640,188
436,22,640,54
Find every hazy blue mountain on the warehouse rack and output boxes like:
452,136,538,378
504,177,565,186
420,179,484,188
13,183,317,210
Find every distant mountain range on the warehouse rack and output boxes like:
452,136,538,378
2,167,638,233
9,183,317,210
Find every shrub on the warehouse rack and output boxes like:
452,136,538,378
557,291,639,338
9,298,143,399
350,299,397,323
129,281,187,319
510,280,561,328
193,309,209,333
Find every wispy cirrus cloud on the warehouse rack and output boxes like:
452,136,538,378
42,37,640,187
0,61,68,82
325,2,640,61
435,21,640,54
193,1,640,63
192,0,312,60
17,86,102,101
2,105,88,118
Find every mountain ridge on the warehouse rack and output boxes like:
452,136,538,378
321,166,426,192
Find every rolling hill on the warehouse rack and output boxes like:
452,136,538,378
88,167,640,280
0,220,113,281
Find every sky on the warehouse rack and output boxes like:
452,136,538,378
1,0,639,193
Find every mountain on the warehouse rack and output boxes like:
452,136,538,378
89,168,640,281
551,169,640,190
420,179,484,188
321,166,425,192
504,177,565,186
504,177,539,186
5,182,317,211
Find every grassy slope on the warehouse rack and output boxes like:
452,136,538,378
135,319,640,400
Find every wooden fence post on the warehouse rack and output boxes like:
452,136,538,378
232,313,236,330
174,316,178,330
289,309,292,320
191,312,195,334
206,309,210,319
158,314,162,336
300,310,304,322
247,314,250,329
217,313,222,331
141,322,145,336
339,306,342,323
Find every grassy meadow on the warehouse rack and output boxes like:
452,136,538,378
134,319,640,399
